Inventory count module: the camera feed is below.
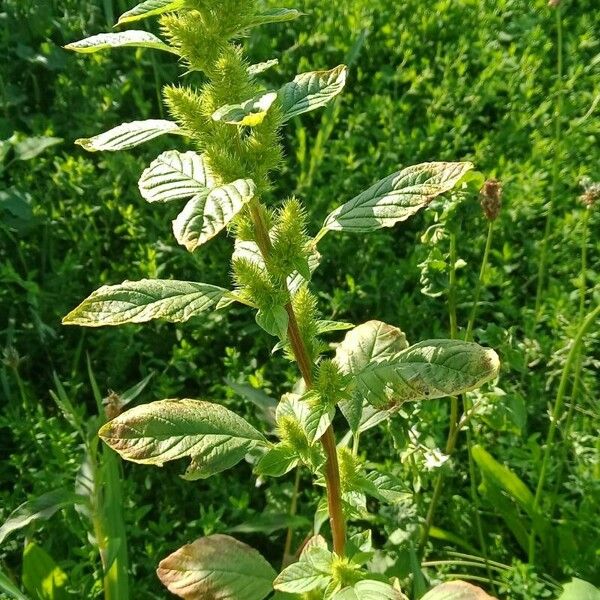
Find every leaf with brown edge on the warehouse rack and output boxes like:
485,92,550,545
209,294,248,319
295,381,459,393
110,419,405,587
421,580,497,600
157,534,276,600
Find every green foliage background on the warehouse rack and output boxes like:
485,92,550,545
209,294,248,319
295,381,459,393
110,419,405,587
0,0,598,598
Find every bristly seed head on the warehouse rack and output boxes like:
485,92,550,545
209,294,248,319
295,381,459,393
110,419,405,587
580,177,599,210
479,178,502,221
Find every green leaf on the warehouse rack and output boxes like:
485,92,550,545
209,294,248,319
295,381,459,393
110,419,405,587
421,580,497,599
76,119,181,152
157,534,276,600
247,8,304,27
212,91,278,126
172,179,256,251
0,569,30,600
273,546,333,593
65,31,177,54
0,490,80,545
358,471,409,504
332,580,406,600
226,378,277,427
62,279,227,326
99,399,265,479
248,59,279,76
13,136,62,161
335,320,408,431
472,445,548,538
356,339,500,408
558,579,600,600
117,0,185,25
230,512,310,535
323,162,474,233
278,65,348,121
255,444,298,477
256,304,289,339
22,543,69,600
138,150,216,203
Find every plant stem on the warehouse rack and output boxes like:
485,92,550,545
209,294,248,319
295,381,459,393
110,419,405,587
466,221,494,340
534,5,563,322
529,302,600,561
448,233,459,340
282,467,302,568
248,199,346,557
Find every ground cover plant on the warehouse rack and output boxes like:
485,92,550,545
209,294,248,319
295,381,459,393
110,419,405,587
0,0,598,598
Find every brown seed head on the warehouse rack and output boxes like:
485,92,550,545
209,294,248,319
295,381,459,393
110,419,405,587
548,0,561,7
580,178,599,209
479,179,502,221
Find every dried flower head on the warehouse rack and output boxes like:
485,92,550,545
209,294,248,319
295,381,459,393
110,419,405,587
548,0,561,7
479,179,502,221
580,177,600,209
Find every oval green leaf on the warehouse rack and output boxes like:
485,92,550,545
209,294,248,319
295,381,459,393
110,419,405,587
62,279,227,326
323,162,474,233
356,339,500,408
157,534,276,600
138,150,216,203
273,546,333,594
65,31,177,54
421,580,497,600
117,0,185,25
278,65,348,121
247,8,304,28
76,119,181,152
172,178,256,251
99,399,266,479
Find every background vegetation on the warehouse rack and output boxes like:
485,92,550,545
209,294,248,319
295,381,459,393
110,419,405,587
0,0,598,598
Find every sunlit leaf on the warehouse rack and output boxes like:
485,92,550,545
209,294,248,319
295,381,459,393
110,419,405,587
63,279,227,326
247,8,304,27
99,399,266,479
138,150,216,203
332,580,406,600
22,543,69,600
273,546,333,593
255,444,298,477
65,31,177,54
173,179,255,251
117,0,185,25
212,91,278,126
248,59,279,76
356,339,499,408
421,580,497,600
157,535,276,600
323,162,474,233
557,579,600,600
76,119,180,152
278,65,348,121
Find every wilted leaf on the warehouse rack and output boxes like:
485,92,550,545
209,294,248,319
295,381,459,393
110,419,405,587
157,535,276,600
117,0,185,25
99,399,266,479
63,279,227,326
278,65,348,121
172,179,255,251
76,119,181,152
65,31,176,54
138,150,216,203
323,162,473,233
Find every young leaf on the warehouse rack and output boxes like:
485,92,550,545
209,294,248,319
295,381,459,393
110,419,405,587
117,0,185,25
157,534,276,600
62,279,227,326
0,490,81,545
76,119,181,152
212,91,278,126
172,178,256,251
278,65,348,121
138,150,216,203
255,304,289,339
323,162,474,233
358,471,409,504
255,444,298,477
65,31,177,54
421,580,497,599
247,8,304,28
273,546,333,593
98,399,266,479
332,580,406,600
356,339,499,408
335,320,408,432
22,543,69,600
